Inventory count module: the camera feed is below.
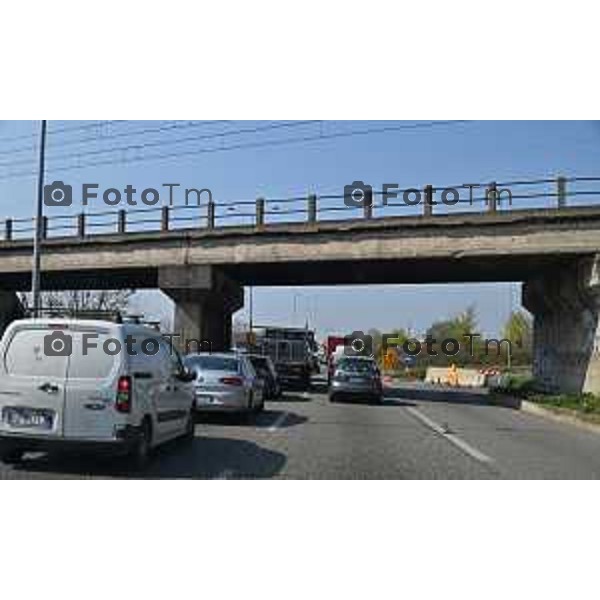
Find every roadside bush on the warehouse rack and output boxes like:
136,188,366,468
494,374,537,397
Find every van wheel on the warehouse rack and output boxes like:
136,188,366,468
128,420,152,471
0,448,23,464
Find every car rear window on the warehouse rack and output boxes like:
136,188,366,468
337,359,375,373
4,328,69,378
187,356,239,372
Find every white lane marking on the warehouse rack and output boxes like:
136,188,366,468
268,411,289,432
405,406,493,464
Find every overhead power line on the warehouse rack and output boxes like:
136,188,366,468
0,120,319,169
0,120,125,145
0,120,235,157
0,120,473,182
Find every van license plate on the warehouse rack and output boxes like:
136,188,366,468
3,407,54,430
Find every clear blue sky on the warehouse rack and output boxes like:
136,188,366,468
1,120,599,338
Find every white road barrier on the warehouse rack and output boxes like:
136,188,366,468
425,366,487,387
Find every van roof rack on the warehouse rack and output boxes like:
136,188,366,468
121,314,144,324
23,308,126,323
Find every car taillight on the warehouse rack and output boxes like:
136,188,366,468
116,376,132,413
219,376,244,386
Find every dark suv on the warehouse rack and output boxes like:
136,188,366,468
329,356,383,404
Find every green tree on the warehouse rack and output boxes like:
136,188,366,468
425,305,480,366
502,310,533,366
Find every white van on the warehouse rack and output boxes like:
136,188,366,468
0,318,196,468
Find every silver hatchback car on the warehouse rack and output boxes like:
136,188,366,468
184,353,265,417
329,356,383,404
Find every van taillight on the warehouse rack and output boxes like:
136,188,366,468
116,376,132,413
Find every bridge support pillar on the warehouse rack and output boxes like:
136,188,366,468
159,265,243,353
523,255,600,394
0,292,24,336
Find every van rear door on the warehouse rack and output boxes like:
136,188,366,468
62,329,122,440
0,325,68,438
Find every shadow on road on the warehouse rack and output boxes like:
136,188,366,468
147,436,286,478
196,409,308,429
272,393,312,403
384,385,496,407
262,409,308,429
11,436,287,479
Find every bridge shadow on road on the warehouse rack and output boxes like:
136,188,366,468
11,436,287,479
384,384,497,407
335,397,417,407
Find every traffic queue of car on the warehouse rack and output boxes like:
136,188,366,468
0,317,384,470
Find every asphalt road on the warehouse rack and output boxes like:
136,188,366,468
4,377,600,479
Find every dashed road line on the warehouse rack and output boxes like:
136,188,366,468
405,406,493,464
214,468,235,480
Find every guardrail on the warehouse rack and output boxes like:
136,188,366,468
2,176,599,242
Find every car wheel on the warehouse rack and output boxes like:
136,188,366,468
329,394,337,403
241,393,255,424
128,420,152,471
183,410,195,442
256,391,265,413
0,448,24,464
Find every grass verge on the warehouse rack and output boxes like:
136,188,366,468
492,375,600,425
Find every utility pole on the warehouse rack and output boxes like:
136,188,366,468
31,120,47,317
293,293,298,325
248,286,254,331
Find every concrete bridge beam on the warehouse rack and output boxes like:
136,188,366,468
523,255,600,394
159,265,243,353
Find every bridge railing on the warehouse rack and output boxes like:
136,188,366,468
2,175,600,242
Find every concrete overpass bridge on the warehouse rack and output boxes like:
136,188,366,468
1,176,600,394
